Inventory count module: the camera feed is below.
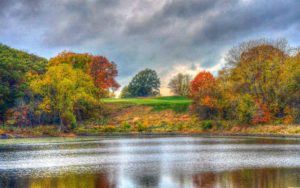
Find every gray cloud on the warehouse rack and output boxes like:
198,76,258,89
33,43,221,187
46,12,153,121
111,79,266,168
0,0,300,93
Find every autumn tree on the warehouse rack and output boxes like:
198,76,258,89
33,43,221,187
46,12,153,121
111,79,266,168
49,52,120,96
229,45,286,123
48,52,92,71
88,56,120,92
168,73,191,96
190,71,218,119
30,64,100,130
127,69,160,97
215,39,300,124
191,71,216,97
225,38,289,68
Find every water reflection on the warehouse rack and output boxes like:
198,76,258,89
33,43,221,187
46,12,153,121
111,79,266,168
193,168,300,188
0,136,300,188
1,168,299,188
0,172,115,188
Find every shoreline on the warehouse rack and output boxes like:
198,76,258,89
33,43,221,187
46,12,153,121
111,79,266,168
1,132,300,139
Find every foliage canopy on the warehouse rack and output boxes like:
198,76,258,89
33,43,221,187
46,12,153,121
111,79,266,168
127,69,160,97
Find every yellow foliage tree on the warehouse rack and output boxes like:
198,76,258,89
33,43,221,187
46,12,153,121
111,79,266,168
30,64,100,130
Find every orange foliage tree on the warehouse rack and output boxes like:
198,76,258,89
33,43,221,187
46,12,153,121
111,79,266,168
190,71,218,119
191,71,216,96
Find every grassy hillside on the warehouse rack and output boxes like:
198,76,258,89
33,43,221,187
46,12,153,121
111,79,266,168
102,96,192,112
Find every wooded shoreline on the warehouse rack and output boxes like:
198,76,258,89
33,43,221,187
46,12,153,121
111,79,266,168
1,128,300,139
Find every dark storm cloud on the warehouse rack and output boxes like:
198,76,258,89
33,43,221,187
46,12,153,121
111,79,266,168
125,0,231,35
42,0,124,46
0,0,43,21
192,1,300,44
0,0,300,92
161,0,220,18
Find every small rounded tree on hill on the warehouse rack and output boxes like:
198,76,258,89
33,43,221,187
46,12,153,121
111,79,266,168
127,69,160,97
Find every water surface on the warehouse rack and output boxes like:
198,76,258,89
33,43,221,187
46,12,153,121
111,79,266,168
0,136,300,187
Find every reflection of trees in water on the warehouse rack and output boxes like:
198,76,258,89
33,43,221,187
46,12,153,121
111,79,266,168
0,175,30,188
193,172,216,188
0,171,117,188
132,174,160,187
192,168,300,188
1,168,300,187
126,164,161,187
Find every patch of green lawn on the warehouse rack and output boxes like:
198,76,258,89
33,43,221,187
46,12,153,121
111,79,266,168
102,96,192,112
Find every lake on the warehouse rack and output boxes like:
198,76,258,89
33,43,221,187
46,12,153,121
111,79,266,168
0,136,300,188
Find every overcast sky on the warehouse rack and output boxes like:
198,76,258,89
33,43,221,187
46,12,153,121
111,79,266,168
1,0,300,95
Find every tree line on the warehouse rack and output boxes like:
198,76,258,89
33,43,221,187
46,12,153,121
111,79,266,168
1,38,300,131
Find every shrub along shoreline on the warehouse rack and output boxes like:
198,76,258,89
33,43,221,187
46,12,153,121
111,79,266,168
1,124,300,139
1,101,300,138
1,96,300,139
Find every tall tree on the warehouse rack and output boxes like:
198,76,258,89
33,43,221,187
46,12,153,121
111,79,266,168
127,69,160,97
230,45,286,118
30,64,100,130
88,56,120,91
218,39,297,124
168,73,191,96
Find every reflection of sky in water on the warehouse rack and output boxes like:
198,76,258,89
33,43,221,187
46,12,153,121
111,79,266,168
0,136,300,187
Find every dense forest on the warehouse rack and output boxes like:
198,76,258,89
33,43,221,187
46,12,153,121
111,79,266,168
1,38,300,135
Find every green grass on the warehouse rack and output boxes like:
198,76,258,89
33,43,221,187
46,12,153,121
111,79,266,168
102,96,191,104
102,96,192,112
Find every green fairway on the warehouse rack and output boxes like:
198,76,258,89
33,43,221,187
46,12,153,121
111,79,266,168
102,96,192,112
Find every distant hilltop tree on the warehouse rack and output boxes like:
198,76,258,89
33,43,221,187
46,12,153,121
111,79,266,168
127,68,160,97
168,73,192,96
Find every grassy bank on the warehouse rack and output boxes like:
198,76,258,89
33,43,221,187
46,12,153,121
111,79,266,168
1,123,300,138
1,96,300,138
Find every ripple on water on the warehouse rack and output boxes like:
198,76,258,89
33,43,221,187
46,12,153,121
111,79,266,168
0,136,300,188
